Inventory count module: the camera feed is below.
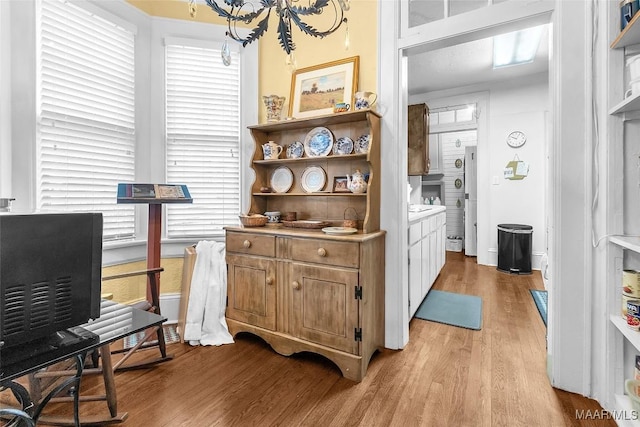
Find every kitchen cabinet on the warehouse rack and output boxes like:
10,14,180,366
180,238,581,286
407,207,446,318
608,10,640,421
225,228,385,381
408,103,430,175
224,110,385,382
427,133,442,174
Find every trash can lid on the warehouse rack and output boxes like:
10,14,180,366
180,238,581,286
497,224,533,232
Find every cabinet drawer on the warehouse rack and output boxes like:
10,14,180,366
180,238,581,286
226,232,276,257
290,238,360,268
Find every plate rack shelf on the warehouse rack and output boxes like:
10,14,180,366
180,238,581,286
610,10,640,422
247,109,381,233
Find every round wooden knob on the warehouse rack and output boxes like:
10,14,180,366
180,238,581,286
266,277,273,286
292,281,300,290
317,247,327,257
243,240,251,248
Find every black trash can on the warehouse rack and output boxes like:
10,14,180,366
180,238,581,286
497,224,533,274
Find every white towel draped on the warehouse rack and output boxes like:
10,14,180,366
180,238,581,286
183,240,234,346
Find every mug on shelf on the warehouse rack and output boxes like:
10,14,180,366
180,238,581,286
262,141,283,160
264,211,281,223
333,102,350,113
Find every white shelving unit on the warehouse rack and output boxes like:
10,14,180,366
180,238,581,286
610,12,640,421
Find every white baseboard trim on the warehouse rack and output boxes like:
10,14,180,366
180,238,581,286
159,292,181,324
484,248,544,271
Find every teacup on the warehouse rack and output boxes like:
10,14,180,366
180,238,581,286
334,102,350,113
264,211,281,223
354,91,377,110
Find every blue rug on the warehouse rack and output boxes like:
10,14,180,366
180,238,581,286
530,289,547,327
414,290,482,330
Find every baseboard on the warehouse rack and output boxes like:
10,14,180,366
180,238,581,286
159,292,181,324
483,248,543,271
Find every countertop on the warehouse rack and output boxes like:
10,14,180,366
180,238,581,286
408,205,446,224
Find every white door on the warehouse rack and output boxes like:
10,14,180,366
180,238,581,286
464,146,478,256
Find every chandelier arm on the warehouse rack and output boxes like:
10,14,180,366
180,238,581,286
277,14,295,54
289,0,330,16
231,9,272,46
289,1,345,38
205,0,263,23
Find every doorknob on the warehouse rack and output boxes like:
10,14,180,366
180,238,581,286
292,281,300,290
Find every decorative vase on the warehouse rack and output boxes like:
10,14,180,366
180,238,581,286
263,95,286,122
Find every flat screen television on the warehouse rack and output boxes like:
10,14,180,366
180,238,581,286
0,212,103,351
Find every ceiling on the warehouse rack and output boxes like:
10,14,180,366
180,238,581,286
407,24,550,95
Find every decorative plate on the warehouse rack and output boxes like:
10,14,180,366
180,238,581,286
333,136,354,155
270,166,293,193
304,127,334,157
301,166,326,193
355,134,370,154
322,227,358,235
286,141,304,159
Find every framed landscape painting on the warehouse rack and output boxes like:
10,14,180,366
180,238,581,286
289,56,359,119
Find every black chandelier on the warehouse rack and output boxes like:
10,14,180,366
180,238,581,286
204,0,350,55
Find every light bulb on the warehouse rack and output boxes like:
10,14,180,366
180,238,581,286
344,22,350,50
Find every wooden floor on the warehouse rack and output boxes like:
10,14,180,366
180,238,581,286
23,252,614,426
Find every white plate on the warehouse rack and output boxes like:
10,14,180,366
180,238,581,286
270,166,293,193
304,127,334,157
301,166,326,193
322,227,358,235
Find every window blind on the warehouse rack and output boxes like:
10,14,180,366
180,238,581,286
165,43,241,237
37,0,136,241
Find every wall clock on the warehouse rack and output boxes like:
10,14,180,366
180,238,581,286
506,130,526,148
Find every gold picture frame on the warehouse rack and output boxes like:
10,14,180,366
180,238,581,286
289,56,359,119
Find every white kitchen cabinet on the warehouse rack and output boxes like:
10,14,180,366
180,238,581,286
407,207,446,318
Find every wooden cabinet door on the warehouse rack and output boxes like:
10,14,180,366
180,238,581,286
408,103,430,175
226,254,277,331
290,263,359,354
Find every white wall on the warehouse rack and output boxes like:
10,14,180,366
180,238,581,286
411,72,549,270
0,1,11,199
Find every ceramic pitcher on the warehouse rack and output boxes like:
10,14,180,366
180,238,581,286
263,95,286,122
262,141,283,160
354,91,377,110
346,169,368,193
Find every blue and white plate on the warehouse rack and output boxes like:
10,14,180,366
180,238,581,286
304,127,334,157
355,134,370,154
333,136,354,155
286,141,304,159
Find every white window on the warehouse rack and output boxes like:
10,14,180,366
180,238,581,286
37,0,136,241
165,41,241,238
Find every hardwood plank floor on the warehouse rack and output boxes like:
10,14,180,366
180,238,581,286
19,252,615,426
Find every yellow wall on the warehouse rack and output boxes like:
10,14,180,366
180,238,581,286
127,0,378,123
102,257,185,305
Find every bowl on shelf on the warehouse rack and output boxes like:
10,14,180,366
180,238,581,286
239,214,267,227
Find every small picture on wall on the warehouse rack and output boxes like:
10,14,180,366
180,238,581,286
332,176,350,193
